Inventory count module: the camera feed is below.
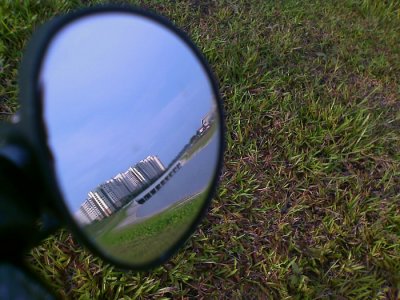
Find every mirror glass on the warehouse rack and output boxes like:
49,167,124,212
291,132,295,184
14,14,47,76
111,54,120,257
39,12,221,266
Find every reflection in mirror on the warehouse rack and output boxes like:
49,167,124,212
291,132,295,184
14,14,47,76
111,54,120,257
40,13,221,266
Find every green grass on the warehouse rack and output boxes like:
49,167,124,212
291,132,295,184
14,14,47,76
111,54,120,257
182,121,218,160
84,205,129,237
97,192,206,264
1,0,399,298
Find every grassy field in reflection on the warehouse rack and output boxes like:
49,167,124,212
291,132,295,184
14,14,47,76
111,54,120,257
83,121,218,264
85,191,207,264
182,122,217,160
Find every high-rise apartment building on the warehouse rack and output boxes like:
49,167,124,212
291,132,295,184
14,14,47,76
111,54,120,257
136,156,165,181
81,195,108,222
100,178,130,207
88,190,114,215
122,170,141,191
77,155,166,224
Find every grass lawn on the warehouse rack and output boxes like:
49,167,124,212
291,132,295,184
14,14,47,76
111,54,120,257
84,205,130,237
1,0,399,298
182,121,218,160
97,192,206,264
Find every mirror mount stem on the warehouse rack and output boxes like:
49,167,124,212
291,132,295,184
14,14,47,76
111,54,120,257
0,143,44,257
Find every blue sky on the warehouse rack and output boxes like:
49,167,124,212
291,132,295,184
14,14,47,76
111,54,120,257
40,13,217,212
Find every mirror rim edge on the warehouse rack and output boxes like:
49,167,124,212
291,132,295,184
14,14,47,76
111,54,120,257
18,4,226,270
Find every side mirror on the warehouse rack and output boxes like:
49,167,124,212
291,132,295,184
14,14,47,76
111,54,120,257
2,5,224,272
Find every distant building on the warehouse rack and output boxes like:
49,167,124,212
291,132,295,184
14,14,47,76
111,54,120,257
202,110,215,127
148,156,165,172
136,155,165,181
76,155,166,224
123,169,142,191
100,179,129,207
88,190,114,215
81,195,108,222
129,166,147,184
197,110,215,135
